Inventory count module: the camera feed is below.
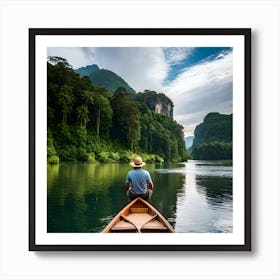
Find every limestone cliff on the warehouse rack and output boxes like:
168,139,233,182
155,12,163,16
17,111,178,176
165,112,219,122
133,90,173,118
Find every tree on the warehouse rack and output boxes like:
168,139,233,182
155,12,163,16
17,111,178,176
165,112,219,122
81,90,95,106
77,105,89,128
126,104,141,151
47,56,72,68
192,141,232,160
111,91,140,150
75,89,95,128
92,93,112,136
57,84,74,124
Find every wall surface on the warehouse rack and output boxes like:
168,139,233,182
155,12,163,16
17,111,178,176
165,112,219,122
1,0,279,279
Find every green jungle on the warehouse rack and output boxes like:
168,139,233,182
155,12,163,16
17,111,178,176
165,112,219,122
47,57,190,164
191,112,233,160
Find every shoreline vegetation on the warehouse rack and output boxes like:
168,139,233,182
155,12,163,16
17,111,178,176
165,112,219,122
47,57,190,164
190,112,233,160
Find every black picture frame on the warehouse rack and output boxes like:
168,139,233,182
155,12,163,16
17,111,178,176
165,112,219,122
29,28,251,251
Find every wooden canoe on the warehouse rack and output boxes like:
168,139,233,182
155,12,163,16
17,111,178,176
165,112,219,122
102,197,175,233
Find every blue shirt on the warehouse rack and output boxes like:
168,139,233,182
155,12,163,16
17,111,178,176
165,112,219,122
125,168,153,194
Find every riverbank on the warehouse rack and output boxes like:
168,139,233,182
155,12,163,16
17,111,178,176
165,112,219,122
47,123,190,164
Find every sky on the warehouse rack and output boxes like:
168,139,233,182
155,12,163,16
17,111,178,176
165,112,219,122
47,47,233,136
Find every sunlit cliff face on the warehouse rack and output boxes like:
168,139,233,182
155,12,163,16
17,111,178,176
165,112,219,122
155,102,173,118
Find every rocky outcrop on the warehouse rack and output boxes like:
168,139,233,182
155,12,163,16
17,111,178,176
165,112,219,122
134,90,173,118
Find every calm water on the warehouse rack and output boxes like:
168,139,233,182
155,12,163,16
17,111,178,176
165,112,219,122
47,160,232,233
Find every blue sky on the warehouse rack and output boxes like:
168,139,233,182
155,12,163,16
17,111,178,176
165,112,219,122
163,47,232,84
48,47,233,136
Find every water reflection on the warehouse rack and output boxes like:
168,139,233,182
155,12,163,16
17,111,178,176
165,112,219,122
47,160,232,233
173,160,232,233
150,164,185,226
47,163,131,232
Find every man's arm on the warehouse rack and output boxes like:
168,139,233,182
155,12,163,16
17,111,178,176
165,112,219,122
146,172,153,190
125,182,131,190
125,173,131,190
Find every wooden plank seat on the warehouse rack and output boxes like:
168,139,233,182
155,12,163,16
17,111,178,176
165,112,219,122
110,220,136,231
130,208,149,213
142,220,168,231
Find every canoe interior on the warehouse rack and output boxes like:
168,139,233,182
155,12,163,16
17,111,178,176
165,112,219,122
102,198,175,233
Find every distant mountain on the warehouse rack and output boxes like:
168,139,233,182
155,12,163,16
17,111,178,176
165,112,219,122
75,65,136,94
75,64,100,77
191,112,232,160
89,69,136,94
185,136,194,149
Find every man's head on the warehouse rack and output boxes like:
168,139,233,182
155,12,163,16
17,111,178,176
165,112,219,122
129,156,146,168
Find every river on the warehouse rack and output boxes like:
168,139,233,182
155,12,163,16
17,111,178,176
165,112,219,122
47,160,232,233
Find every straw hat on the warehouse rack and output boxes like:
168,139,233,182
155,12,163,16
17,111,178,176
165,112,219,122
129,156,146,167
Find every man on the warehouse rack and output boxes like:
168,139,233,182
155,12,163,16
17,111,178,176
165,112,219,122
125,156,154,201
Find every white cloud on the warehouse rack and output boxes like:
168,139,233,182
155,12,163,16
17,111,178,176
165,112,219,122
48,47,169,93
90,47,168,92
47,47,92,69
46,47,196,94
163,47,194,65
163,51,233,136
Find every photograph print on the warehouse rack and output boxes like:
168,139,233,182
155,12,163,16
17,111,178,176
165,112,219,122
29,28,251,250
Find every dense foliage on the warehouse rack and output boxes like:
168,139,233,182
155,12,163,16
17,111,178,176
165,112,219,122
191,112,232,160
47,57,189,164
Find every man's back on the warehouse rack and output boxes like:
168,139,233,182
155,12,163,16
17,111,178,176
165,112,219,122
126,168,153,194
